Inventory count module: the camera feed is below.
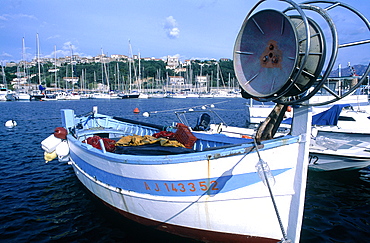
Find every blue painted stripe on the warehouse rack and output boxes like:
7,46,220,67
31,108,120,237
71,151,290,197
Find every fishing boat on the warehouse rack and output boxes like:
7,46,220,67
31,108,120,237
44,105,310,242
41,1,369,242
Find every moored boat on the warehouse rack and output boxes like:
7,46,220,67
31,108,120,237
118,92,140,99
309,136,370,171
0,87,15,101
1,65,15,101
178,106,370,172
29,89,45,101
40,0,370,241
43,105,311,242
15,91,31,100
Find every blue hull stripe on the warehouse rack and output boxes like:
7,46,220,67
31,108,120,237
71,151,290,197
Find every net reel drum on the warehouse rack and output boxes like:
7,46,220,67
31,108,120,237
234,0,370,106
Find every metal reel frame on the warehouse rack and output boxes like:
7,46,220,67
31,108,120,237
283,14,326,97
277,0,370,106
300,0,370,106
275,2,338,105
235,0,370,106
234,0,311,101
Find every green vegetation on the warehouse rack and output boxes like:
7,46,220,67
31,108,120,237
2,59,236,91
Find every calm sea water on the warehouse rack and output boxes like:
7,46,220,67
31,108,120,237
0,98,369,242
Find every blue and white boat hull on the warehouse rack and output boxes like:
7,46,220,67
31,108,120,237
57,108,309,242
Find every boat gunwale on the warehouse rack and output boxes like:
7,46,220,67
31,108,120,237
68,130,300,165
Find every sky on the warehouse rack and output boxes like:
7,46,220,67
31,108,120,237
0,0,369,68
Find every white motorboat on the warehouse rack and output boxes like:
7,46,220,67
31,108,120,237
309,136,370,171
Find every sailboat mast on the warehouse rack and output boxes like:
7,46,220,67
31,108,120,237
116,62,120,91
128,40,132,93
36,33,41,85
54,45,57,88
65,63,68,91
21,37,26,88
70,44,74,92
1,63,6,87
81,69,84,91
103,49,110,92
22,37,26,67
94,71,96,90
138,51,141,92
217,62,219,92
101,48,104,91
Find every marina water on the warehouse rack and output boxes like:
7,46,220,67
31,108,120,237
1,98,369,242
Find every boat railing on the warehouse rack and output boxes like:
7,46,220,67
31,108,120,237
175,109,228,129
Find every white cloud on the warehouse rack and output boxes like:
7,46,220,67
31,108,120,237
45,41,82,58
17,14,37,20
46,35,61,40
62,41,78,53
169,27,180,38
0,13,37,21
196,0,217,9
0,52,14,64
164,16,180,39
0,51,13,58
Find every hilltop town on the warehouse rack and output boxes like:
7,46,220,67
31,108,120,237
2,51,367,101
2,53,237,96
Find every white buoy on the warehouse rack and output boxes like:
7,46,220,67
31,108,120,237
188,108,194,112
201,106,206,110
143,112,150,117
5,120,17,128
41,134,62,153
55,140,70,162
55,140,69,157
210,104,215,108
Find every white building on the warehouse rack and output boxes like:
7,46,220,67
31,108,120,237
168,76,184,85
166,55,180,69
63,77,79,84
196,76,208,92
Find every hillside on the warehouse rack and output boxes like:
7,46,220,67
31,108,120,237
329,64,368,77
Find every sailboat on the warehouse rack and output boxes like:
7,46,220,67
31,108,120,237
0,64,15,101
30,33,46,101
118,41,143,99
91,49,112,99
14,38,31,101
64,45,81,100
